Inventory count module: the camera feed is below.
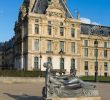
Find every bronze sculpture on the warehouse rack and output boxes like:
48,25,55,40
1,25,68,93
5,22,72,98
42,62,99,99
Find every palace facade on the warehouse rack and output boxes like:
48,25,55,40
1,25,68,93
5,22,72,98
0,0,110,76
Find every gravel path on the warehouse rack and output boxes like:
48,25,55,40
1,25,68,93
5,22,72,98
0,81,110,100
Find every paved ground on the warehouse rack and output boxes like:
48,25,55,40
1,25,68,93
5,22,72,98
0,81,110,100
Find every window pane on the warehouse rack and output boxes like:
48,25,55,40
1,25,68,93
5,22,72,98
35,19,39,23
104,50,107,58
84,61,88,70
94,49,98,57
60,58,64,69
71,42,75,53
104,62,108,71
84,40,88,46
48,26,51,35
48,21,52,35
48,21,51,25
71,59,75,69
84,48,88,57
104,42,107,48
60,41,64,51
34,57,39,69
60,27,64,36
35,24,39,34
60,22,63,26
47,40,52,51
71,28,75,37
35,39,39,51
94,40,98,47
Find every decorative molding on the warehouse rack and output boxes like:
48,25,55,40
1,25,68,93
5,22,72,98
46,0,65,18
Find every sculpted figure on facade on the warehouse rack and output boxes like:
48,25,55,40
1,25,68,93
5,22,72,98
46,0,65,18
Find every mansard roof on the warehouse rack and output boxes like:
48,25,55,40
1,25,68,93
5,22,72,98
81,23,110,37
31,0,73,18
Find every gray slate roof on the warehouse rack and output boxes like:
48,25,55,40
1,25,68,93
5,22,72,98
81,23,110,37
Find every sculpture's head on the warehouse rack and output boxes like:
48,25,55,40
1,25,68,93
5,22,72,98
43,62,53,69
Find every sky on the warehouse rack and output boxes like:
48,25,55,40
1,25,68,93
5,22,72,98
0,0,110,42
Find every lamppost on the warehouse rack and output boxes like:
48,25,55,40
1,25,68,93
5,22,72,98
88,25,103,82
40,54,42,71
59,49,64,75
40,36,42,71
94,39,98,82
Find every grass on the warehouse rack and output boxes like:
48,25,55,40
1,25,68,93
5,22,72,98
80,76,110,82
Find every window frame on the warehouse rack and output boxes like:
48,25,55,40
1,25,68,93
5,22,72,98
84,61,88,70
34,57,39,69
60,58,64,70
34,39,39,51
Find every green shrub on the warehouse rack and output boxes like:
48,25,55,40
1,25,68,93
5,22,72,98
0,70,46,77
80,76,110,82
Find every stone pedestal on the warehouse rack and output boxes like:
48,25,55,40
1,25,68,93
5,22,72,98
50,97,101,100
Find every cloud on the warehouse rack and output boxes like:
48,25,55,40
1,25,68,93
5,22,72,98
80,17,100,25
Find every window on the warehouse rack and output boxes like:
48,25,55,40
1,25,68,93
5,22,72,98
35,24,39,34
60,58,64,69
60,27,64,36
84,48,88,57
104,50,107,58
34,57,39,69
47,57,52,64
83,40,88,46
47,40,52,51
71,42,75,53
60,22,63,26
84,61,88,70
94,40,98,47
71,59,75,69
34,39,39,51
48,21,52,35
35,19,39,23
60,41,64,51
2,61,4,65
2,56,4,59
60,22,64,36
104,42,107,48
94,49,98,57
72,24,75,27
104,62,108,71
71,28,75,37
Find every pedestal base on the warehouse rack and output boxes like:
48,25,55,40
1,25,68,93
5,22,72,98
49,97,101,100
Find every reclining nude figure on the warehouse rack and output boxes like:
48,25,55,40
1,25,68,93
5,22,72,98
42,62,99,99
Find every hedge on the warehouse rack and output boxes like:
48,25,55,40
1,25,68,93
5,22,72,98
80,76,110,82
0,70,46,77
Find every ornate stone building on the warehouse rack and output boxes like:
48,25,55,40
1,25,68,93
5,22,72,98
14,0,81,74
0,0,110,76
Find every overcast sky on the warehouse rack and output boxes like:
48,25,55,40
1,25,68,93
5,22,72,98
0,0,110,42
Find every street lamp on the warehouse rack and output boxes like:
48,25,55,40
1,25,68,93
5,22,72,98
40,36,42,71
94,39,98,82
40,54,42,71
59,49,64,75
